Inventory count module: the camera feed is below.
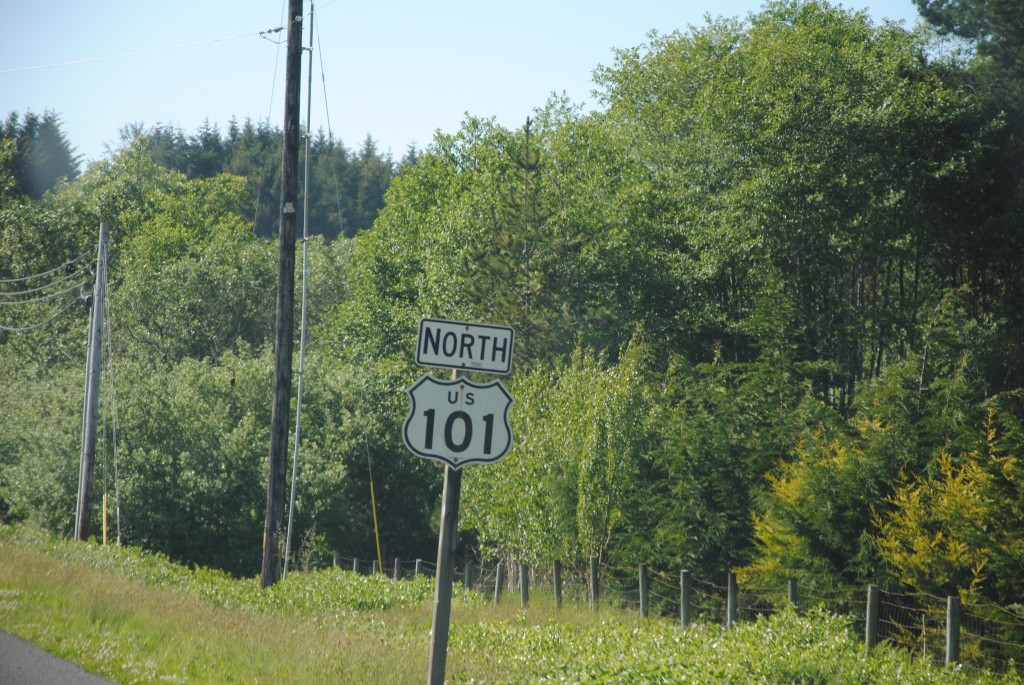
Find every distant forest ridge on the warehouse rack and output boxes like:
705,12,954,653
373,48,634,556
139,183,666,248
3,111,410,240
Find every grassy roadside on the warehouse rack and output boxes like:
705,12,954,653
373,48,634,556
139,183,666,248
0,534,433,683
0,526,587,684
1,526,1021,684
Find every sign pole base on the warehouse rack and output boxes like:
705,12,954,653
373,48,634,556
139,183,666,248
427,463,462,685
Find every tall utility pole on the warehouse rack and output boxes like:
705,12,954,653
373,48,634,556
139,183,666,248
262,0,304,589
283,0,316,581
75,222,109,542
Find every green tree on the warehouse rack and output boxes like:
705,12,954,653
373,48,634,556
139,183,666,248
637,299,820,579
743,288,996,590
113,172,277,363
0,348,84,533
2,110,80,200
292,355,442,563
875,393,1024,605
115,348,271,573
594,1,988,404
462,341,653,566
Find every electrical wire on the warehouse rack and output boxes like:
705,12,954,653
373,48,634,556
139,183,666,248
0,278,88,306
0,254,87,284
251,0,290,232
0,268,86,298
0,298,82,332
313,12,385,568
314,17,347,238
1,32,265,74
101,260,122,545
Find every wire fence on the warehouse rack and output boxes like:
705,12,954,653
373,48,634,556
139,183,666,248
331,553,1024,675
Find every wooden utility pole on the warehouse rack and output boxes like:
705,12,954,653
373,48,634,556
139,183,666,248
75,222,108,542
261,0,303,589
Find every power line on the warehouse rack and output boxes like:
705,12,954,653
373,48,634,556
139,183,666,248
0,254,87,284
0,298,82,332
251,0,290,232
100,256,121,546
1,32,266,74
314,17,347,238
0,254,90,331
0,278,88,307
0,267,86,298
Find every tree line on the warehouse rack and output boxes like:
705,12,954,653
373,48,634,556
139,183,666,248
1,0,1023,610
3,111,407,240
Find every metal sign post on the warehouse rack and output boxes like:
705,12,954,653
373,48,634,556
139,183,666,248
427,416,462,685
409,319,514,685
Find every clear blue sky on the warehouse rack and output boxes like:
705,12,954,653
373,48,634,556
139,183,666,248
1,0,923,166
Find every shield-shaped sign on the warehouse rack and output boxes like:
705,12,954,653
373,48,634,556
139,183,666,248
403,374,513,469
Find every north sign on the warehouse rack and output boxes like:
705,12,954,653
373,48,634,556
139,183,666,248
416,318,514,375
403,374,514,469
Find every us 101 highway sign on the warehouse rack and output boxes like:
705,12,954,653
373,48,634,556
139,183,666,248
403,374,513,469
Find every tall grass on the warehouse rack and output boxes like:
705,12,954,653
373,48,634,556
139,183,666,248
0,527,1020,684
0,537,436,683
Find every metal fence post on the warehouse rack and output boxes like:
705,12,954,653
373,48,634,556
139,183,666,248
727,572,738,629
639,563,649,618
681,570,692,627
866,584,881,649
553,559,563,609
946,595,961,666
494,562,504,605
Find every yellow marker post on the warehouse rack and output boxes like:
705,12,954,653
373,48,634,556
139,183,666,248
370,480,384,573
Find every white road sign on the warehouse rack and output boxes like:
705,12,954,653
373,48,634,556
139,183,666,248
416,318,514,375
403,374,514,469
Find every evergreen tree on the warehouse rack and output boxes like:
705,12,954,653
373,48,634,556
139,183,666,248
2,110,80,199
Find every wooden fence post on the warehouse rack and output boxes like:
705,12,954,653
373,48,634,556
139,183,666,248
727,572,738,629
639,563,649,618
946,595,961,667
464,560,474,589
553,559,563,609
352,557,359,573
866,584,880,649
372,560,379,575
393,557,401,580
589,556,600,611
788,579,798,608
415,559,423,578
520,563,530,608
680,570,692,627
494,562,504,605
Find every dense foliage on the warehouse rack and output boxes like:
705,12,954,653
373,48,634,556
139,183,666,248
121,119,408,239
1,0,1022,626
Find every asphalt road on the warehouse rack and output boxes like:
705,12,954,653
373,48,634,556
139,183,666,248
0,630,114,684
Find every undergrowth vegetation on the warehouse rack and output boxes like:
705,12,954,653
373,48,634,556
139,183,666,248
1,526,1021,684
